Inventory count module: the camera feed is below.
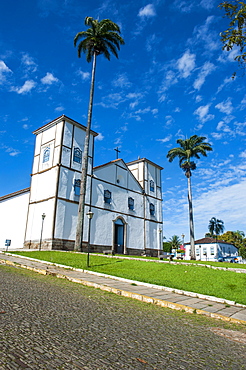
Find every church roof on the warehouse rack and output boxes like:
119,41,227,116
93,158,123,171
33,115,98,137
0,187,30,202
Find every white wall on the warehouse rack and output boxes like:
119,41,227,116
0,192,29,250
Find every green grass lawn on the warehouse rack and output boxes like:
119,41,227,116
10,251,246,305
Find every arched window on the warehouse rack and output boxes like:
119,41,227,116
73,147,82,164
150,180,154,192
150,203,155,216
43,147,50,163
74,179,81,196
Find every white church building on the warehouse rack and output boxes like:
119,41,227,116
0,115,163,256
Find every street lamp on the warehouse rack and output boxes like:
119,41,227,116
39,213,46,251
158,228,162,257
86,210,94,267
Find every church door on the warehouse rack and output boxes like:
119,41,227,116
114,219,124,254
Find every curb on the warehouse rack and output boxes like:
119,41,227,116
1,257,246,325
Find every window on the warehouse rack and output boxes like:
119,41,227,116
128,197,134,210
150,180,154,192
43,147,50,163
196,248,200,256
150,203,155,216
210,246,215,255
74,179,81,196
73,147,82,164
203,247,207,255
104,190,111,204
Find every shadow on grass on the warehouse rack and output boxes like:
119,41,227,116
88,260,124,268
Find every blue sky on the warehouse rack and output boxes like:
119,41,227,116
0,0,245,242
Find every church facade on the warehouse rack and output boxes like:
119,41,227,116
0,115,163,255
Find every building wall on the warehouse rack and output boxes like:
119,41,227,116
0,191,29,250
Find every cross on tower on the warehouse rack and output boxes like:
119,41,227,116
114,147,121,159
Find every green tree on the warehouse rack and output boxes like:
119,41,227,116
168,235,182,250
167,135,213,260
74,17,125,251
208,217,225,241
219,1,246,75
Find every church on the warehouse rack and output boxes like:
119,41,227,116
0,115,163,256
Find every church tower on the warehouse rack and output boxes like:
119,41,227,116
24,115,97,249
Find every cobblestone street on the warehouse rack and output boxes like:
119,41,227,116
0,265,246,370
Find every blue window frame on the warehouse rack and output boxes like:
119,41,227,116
74,179,81,196
128,197,134,210
104,190,111,204
150,203,155,216
150,180,154,192
73,147,82,164
43,147,50,163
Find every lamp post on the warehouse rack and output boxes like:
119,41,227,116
86,210,94,267
158,228,162,257
39,213,46,251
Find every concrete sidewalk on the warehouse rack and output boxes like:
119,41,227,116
1,252,246,325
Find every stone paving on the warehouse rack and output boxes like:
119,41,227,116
1,263,246,369
0,252,246,325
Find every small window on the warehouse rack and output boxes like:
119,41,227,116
196,248,200,256
104,190,111,204
210,246,215,255
128,197,134,210
43,147,50,163
150,203,155,216
74,179,81,196
73,147,82,164
150,180,154,192
203,247,207,255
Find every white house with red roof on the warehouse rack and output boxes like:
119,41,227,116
0,115,163,256
184,237,239,262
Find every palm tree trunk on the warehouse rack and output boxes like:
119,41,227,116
187,174,196,260
75,52,97,251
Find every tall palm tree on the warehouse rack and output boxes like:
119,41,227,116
74,17,125,251
167,135,212,260
208,217,224,241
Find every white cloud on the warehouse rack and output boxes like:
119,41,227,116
217,77,233,93
41,72,59,85
55,106,65,112
177,50,196,78
5,147,21,156
95,132,104,141
21,53,38,73
200,0,214,10
77,70,90,81
0,60,12,83
192,16,220,51
138,4,156,18
12,80,36,94
112,74,131,88
193,61,216,90
215,98,233,115
157,134,172,143
194,104,214,123
165,115,174,126
195,95,203,103
239,150,246,158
